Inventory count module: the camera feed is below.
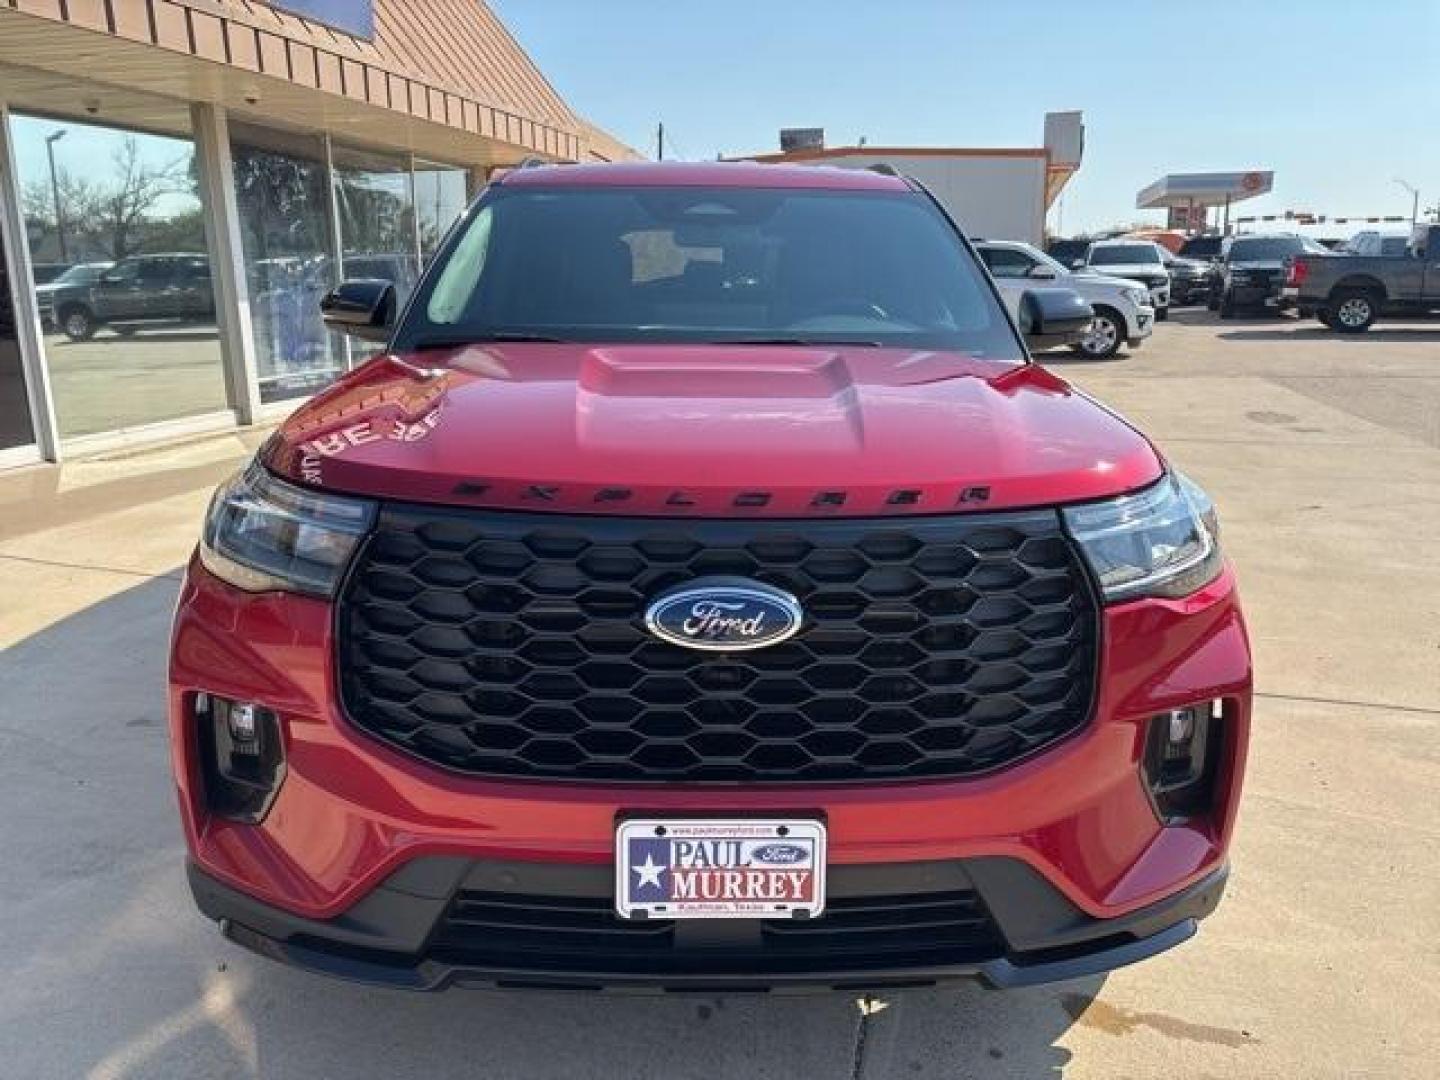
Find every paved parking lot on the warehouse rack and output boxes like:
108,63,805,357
1,310,1437,1078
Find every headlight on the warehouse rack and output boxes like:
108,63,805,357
1124,287,1148,306
199,461,375,597
1063,473,1222,602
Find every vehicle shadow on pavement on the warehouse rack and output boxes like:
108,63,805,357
0,575,1100,1079
1217,327,1440,342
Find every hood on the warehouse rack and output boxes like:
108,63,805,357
1166,258,1209,275
1083,263,1167,279
263,344,1162,517
1073,271,1152,292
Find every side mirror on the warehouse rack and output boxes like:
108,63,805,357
320,279,396,342
1018,288,1094,350
1028,264,1058,280
1069,258,1086,270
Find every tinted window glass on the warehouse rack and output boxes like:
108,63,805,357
1380,237,1409,256
52,263,111,286
406,186,1021,360
1088,244,1162,266
1179,236,1221,259
1046,240,1089,264
1228,238,1319,261
979,247,1036,278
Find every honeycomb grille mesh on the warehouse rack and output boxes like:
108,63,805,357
336,506,1098,783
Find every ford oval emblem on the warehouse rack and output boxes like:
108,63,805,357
644,577,803,653
751,843,809,865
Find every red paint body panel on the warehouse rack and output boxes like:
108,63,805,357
169,559,1251,923
262,346,1163,517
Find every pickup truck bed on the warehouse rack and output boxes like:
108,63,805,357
1284,223,1440,331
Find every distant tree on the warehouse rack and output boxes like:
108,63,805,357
143,207,208,253
21,136,195,262
92,136,193,260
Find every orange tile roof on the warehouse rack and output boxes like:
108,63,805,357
211,0,579,130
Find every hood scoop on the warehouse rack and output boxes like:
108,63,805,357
578,347,852,398
575,347,864,456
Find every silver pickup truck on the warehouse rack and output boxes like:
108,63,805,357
1284,223,1440,331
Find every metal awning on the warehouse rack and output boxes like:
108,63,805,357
1136,172,1274,209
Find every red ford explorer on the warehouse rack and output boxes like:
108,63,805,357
170,161,1251,991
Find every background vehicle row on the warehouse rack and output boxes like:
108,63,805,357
975,239,1153,358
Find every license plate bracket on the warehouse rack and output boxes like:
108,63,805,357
615,818,826,920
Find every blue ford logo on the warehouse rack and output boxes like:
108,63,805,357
644,577,803,653
751,843,808,865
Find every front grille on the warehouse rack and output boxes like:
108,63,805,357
431,885,1003,976
337,506,1098,783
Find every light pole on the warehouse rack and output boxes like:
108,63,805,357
45,129,68,263
1394,177,1419,227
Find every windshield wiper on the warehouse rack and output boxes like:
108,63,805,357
411,331,567,350
714,337,885,347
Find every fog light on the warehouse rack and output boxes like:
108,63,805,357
1144,701,1223,822
1166,707,1196,746
195,695,285,823
226,702,259,747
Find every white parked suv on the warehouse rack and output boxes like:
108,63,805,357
975,240,1155,358
1078,240,1172,321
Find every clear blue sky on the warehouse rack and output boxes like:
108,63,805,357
492,0,1440,235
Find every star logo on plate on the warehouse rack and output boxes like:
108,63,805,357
632,853,665,890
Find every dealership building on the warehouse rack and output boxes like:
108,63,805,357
740,112,1084,249
0,0,635,469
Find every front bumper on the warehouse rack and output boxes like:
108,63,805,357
169,558,1251,986
1126,306,1155,345
190,856,1229,992
1169,279,1209,305
1227,281,1283,308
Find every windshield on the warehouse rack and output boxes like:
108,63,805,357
53,264,108,286
1030,249,1071,276
1088,244,1161,266
1229,237,1328,261
1046,240,1088,263
399,186,1022,359
1179,237,1220,259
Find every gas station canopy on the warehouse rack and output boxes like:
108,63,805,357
1136,171,1274,209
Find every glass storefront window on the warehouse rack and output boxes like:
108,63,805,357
414,160,469,260
11,114,226,438
0,220,38,452
333,144,419,298
230,123,343,404
332,145,419,361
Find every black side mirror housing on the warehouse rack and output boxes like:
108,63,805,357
1018,288,1094,351
320,279,397,343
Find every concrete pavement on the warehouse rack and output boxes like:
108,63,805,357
0,311,1436,1078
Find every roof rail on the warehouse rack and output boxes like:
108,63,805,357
492,156,554,184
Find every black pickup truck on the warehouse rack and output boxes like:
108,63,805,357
1283,223,1440,331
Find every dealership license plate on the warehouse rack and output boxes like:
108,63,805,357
615,819,826,920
